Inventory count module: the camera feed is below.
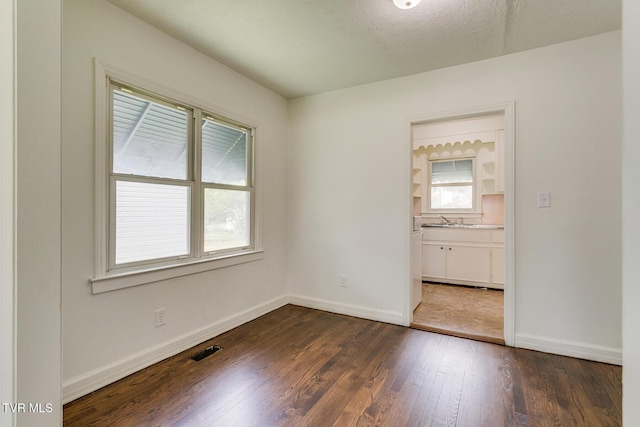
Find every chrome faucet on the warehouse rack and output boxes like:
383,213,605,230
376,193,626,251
440,215,450,224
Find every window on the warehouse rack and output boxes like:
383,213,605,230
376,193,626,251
429,158,474,210
107,79,254,273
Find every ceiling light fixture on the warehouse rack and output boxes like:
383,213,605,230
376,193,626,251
393,0,422,9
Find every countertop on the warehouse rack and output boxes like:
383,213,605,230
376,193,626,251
422,224,504,230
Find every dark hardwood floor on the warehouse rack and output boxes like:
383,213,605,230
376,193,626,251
63,305,621,426
411,283,505,345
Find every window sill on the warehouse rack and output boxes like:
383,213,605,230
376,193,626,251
90,250,264,294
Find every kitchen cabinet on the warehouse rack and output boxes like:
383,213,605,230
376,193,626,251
412,230,423,310
491,247,504,285
422,227,504,289
422,244,446,279
491,229,504,285
446,245,491,283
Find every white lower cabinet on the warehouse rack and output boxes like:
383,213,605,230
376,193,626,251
422,244,446,279
412,231,424,310
491,246,504,285
446,245,491,283
422,228,504,289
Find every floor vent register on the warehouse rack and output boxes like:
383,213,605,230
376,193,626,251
191,345,223,362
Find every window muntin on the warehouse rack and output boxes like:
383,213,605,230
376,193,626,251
108,79,254,271
429,158,474,210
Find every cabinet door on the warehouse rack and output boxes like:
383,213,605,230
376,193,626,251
446,245,491,283
412,233,423,309
492,247,504,285
422,244,445,280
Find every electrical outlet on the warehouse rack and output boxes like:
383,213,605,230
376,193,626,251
155,308,166,327
339,275,348,287
537,191,551,208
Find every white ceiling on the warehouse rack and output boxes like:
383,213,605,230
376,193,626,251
106,0,621,99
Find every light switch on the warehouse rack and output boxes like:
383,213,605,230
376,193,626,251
537,191,551,208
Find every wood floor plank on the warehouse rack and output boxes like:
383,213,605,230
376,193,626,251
63,305,621,427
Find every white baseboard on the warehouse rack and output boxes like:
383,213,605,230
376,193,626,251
62,295,289,404
515,333,622,366
288,294,404,325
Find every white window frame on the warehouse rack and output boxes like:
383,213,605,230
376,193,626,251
91,62,263,294
427,156,477,213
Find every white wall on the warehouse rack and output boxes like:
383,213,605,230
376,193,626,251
623,0,640,423
288,32,622,363
16,0,62,425
62,0,289,401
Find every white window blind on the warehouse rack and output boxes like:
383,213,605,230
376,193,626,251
201,118,247,185
113,88,189,180
431,159,473,184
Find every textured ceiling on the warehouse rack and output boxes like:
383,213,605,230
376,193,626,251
106,0,621,99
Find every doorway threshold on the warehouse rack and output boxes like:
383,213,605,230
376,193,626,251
411,283,505,345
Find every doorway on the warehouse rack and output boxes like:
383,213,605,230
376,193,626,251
407,104,514,346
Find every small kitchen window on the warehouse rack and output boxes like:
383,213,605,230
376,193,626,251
428,158,475,210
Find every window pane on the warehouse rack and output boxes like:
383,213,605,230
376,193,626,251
431,185,473,209
204,188,250,252
115,180,190,264
113,88,188,180
201,118,247,185
432,159,473,184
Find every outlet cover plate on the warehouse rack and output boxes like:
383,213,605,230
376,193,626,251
155,308,166,327
339,275,348,287
537,191,551,208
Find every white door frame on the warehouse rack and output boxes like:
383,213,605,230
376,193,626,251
0,0,17,424
405,102,516,346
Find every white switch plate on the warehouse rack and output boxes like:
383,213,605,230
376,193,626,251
537,191,551,208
